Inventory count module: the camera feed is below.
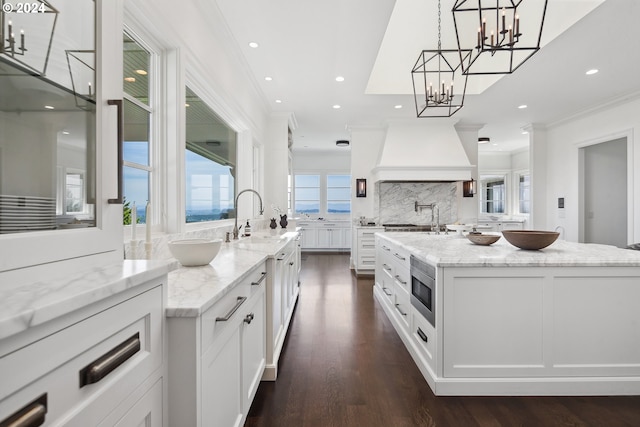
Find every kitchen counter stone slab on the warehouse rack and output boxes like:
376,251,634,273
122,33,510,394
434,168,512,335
379,232,640,267
167,230,299,317
0,259,177,341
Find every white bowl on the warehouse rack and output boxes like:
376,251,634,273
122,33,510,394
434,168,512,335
168,239,222,266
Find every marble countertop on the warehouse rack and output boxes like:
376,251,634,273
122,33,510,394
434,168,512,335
167,230,299,317
378,232,640,267
0,259,177,341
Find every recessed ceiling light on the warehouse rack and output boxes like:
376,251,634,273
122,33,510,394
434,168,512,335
135,69,147,75
124,77,136,82
478,137,490,144
332,104,341,109
522,131,529,135
248,42,259,48
275,99,282,104
44,105,54,110
394,105,403,109
335,76,345,82
518,104,527,109
265,76,273,81
586,69,599,75
62,131,70,135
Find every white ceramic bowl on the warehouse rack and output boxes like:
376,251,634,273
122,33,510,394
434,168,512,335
168,238,222,266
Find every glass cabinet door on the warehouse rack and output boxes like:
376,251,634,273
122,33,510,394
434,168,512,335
0,0,123,273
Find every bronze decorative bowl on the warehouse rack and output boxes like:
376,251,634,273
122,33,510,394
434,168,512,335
501,230,559,250
466,233,501,246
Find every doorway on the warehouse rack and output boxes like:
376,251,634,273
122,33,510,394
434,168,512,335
579,137,628,247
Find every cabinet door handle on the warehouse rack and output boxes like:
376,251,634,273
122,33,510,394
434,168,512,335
417,327,428,343
216,296,247,322
382,245,391,251
394,275,407,285
276,253,286,261
393,253,406,261
0,394,47,427
382,287,392,296
243,313,255,324
382,264,392,272
395,303,407,316
79,333,140,388
289,261,294,266
251,272,267,286
107,99,124,204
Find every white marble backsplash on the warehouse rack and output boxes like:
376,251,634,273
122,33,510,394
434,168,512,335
377,182,458,225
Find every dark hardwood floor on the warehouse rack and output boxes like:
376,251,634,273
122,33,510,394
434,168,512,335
245,254,640,427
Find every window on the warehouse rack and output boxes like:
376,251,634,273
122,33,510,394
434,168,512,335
65,172,85,213
327,175,351,213
480,174,506,214
185,86,237,223
517,172,530,214
294,174,351,215
294,175,320,214
122,32,153,224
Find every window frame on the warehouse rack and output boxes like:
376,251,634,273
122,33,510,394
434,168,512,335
479,172,508,215
122,28,158,230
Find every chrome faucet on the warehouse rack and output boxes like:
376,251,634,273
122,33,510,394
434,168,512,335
233,189,264,239
415,201,439,233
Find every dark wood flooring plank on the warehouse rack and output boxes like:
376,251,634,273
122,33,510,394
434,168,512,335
245,254,640,427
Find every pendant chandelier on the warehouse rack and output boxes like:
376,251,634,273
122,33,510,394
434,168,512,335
412,0,471,118
452,0,548,75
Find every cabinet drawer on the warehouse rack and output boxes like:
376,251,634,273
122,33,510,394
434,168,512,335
411,307,436,371
0,285,163,426
393,285,410,330
201,282,252,356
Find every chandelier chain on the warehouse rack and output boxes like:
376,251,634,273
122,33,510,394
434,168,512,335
437,0,441,50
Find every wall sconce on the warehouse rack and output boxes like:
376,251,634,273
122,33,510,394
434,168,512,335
463,179,476,197
356,179,367,198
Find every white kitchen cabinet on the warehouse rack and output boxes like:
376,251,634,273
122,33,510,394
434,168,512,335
300,226,318,248
477,220,525,232
0,0,124,277
354,227,384,275
167,264,267,427
0,277,166,427
264,239,299,380
299,220,350,250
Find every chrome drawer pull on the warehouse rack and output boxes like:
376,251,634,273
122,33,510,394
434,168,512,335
395,303,407,316
79,333,140,388
382,245,391,251
276,253,286,261
0,394,47,427
215,296,247,322
244,313,255,324
394,275,407,285
251,272,267,286
382,287,392,296
417,327,428,343
382,264,392,271
393,253,406,261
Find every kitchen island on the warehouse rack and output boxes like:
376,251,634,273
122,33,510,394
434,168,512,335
374,232,640,396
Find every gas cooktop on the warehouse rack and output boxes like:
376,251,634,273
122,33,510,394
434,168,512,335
382,223,433,232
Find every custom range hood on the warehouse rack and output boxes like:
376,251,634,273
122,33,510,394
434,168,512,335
372,120,473,182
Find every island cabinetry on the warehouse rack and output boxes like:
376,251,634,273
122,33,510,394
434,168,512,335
0,278,166,427
354,227,384,274
374,237,410,333
167,264,266,427
410,306,437,374
477,220,524,231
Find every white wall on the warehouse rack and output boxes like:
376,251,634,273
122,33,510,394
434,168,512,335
349,127,386,220
544,96,640,244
